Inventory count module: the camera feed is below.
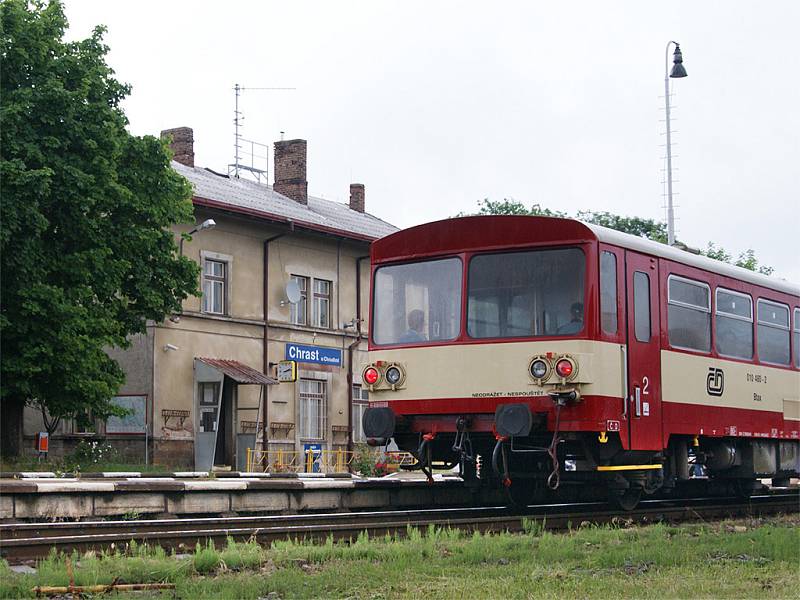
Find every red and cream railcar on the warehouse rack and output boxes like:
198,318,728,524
361,216,799,506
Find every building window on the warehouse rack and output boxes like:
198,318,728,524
313,279,331,328
198,382,220,433
290,275,308,325
633,272,651,342
757,299,790,365
715,289,753,360
299,379,327,440
600,251,618,335
202,259,226,315
72,410,96,434
352,385,369,443
667,275,710,352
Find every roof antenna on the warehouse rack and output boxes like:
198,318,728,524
229,83,295,182
280,130,285,141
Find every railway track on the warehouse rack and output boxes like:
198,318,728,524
1,492,797,561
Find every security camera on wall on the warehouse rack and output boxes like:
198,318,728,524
280,280,302,307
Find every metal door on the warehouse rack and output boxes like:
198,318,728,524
194,360,224,471
624,251,663,450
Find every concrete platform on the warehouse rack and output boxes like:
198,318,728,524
0,473,499,521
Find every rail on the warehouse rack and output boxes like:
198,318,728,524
2,492,796,561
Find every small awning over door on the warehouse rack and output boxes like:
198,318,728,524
195,357,278,385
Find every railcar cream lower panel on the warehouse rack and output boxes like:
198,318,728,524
660,350,800,415
366,340,624,403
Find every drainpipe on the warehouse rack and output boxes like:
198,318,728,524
262,223,294,453
347,255,371,454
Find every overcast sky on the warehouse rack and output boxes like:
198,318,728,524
63,0,799,282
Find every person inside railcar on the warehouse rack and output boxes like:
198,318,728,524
556,302,584,335
399,309,427,343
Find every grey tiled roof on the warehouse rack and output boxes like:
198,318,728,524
173,161,398,241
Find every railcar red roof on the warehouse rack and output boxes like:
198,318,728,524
372,215,800,297
371,215,596,261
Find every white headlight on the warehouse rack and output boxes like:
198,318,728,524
385,366,402,385
530,359,548,379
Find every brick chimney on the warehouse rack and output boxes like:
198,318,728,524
160,127,194,167
349,183,365,213
273,139,308,205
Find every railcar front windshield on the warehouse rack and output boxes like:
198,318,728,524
468,248,585,338
373,257,462,345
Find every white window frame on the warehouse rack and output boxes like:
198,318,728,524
201,251,233,316
351,384,369,443
197,381,220,433
290,274,308,326
756,298,790,366
715,288,753,359
667,274,711,312
313,278,332,329
298,378,327,441
715,288,753,321
667,274,711,353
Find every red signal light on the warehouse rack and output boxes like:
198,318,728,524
364,366,380,385
555,359,573,378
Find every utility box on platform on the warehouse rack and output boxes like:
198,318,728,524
35,431,49,455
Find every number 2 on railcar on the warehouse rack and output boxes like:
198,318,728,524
361,216,800,509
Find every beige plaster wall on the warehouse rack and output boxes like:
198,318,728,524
176,217,275,321
159,211,371,459
153,320,264,437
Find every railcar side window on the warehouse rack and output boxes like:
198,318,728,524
633,272,651,342
467,248,585,338
667,275,710,352
600,251,618,335
372,258,462,345
794,308,800,368
715,289,753,359
757,299,790,365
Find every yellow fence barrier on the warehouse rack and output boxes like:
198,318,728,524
245,447,415,475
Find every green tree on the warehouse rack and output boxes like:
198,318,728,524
575,210,668,243
705,245,774,276
460,198,772,273
0,0,199,457
473,198,567,218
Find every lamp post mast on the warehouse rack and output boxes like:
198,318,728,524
664,41,687,246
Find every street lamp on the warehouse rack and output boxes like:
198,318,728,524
664,41,687,247
179,218,216,256
171,218,217,324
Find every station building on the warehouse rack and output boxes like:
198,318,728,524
23,127,397,469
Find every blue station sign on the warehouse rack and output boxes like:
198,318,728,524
285,343,342,367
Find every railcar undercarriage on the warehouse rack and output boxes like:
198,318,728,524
378,414,800,510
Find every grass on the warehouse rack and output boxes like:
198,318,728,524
1,515,798,599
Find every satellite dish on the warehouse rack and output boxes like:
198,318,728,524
285,280,302,304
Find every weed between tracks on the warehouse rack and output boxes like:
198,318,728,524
2,515,798,599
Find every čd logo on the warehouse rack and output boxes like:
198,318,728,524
706,367,724,397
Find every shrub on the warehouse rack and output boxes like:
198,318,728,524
193,541,221,574
65,440,119,470
351,445,388,477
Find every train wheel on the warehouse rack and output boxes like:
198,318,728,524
610,487,642,511
731,478,756,499
506,479,543,507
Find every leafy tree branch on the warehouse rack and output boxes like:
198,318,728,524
459,198,772,275
1,0,200,456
